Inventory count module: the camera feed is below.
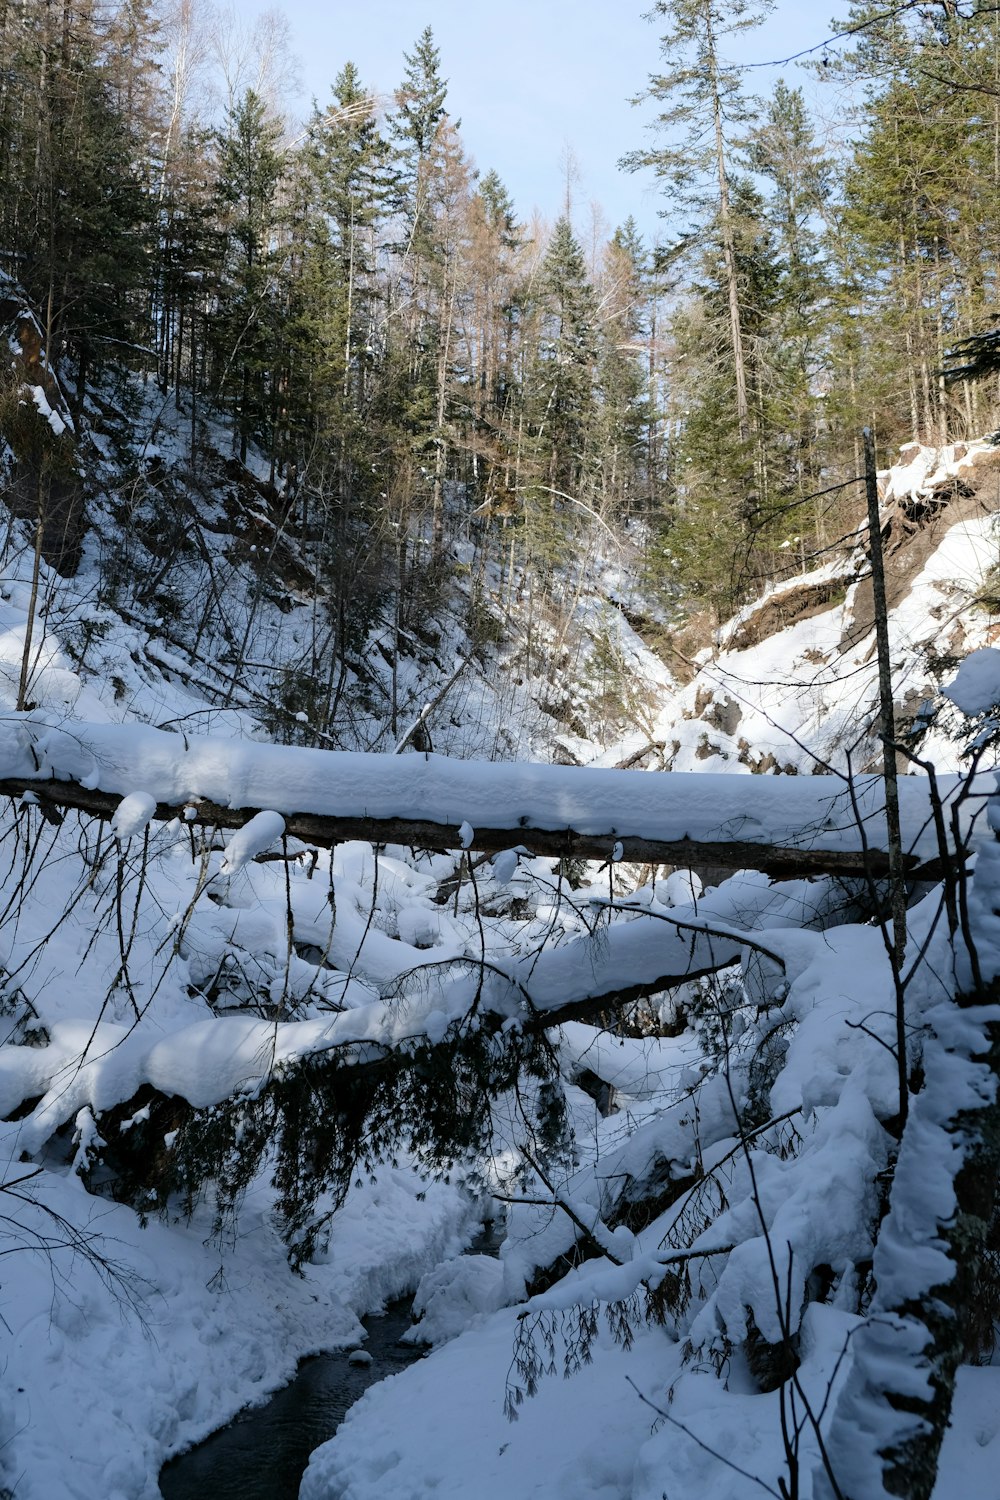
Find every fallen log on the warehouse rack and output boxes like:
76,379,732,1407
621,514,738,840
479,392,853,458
0,714,978,881
0,774,958,881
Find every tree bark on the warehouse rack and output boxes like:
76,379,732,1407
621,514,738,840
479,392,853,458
0,775,957,882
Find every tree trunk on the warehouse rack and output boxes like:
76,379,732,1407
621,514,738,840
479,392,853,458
707,22,750,447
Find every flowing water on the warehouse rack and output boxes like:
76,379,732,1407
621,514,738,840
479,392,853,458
158,1296,421,1500
159,1224,501,1500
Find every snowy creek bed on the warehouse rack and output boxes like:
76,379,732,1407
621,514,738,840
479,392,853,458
158,1295,422,1500
158,1223,503,1500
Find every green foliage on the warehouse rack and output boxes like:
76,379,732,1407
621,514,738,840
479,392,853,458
523,217,599,503
210,89,288,464
594,220,652,517
391,26,449,164
98,1009,566,1269
0,1,159,401
621,0,774,216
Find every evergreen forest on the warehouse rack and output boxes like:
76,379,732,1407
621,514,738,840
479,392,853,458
9,0,1000,638
3,5,1000,1500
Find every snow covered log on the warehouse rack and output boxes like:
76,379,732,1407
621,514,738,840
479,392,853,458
0,872,828,1131
0,714,977,878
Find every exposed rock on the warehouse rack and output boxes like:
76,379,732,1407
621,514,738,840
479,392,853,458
736,740,800,776
694,734,727,761
842,485,993,654
703,695,742,737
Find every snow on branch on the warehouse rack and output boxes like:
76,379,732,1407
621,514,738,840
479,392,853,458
816,786,1000,1500
0,872,822,1134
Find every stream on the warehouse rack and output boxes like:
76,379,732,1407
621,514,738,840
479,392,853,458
158,1295,422,1500
159,1226,500,1500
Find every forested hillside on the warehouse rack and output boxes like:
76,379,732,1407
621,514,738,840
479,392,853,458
3,3,1000,1500
6,0,1000,646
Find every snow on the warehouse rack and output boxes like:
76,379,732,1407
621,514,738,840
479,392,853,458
0,1156,473,1500
944,646,1000,715
0,711,978,863
301,1310,676,1500
111,789,158,838
219,808,286,872
28,382,67,437
0,422,998,1500
402,1253,507,1346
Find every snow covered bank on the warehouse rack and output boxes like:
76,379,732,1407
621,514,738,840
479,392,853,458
0,1154,475,1500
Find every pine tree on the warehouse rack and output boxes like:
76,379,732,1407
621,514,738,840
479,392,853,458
531,216,598,500
297,63,394,433
211,88,287,465
387,32,471,570
745,81,831,532
820,1,1000,445
662,179,782,616
461,169,523,502
155,123,219,415
623,0,774,452
282,62,397,718
391,25,448,170
595,219,652,520
5,0,158,408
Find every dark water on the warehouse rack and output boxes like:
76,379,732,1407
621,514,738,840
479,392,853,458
158,1297,421,1500
158,1225,501,1500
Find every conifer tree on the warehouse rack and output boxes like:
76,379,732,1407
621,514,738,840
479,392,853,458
820,1,1000,445
462,168,523,498
284,62,396,710
532,216,599,499
745,81,831,531
155,123,219,411
624,0,774,452
4,0,157,408
387,31,469,569
595,219,652,519
391,25,448,171
298,63,394,433
211,88,287,464
663,179,782,615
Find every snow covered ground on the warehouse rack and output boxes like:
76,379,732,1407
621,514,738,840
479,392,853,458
2,1162,473,1500
0,429,999,1500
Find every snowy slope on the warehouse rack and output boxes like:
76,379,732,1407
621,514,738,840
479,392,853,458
0,414,998,1500
648,439,1000,781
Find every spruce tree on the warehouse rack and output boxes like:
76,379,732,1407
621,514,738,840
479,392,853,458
623,0,774,451
391,25,448,169
388,31,470,573
211,89,287,465
532,216,598,499
298,62,394,429
5,0,158,409
745,81,831,534
463,170,523,502
595,219,652,520
662,179,782,616
820,1,1000,445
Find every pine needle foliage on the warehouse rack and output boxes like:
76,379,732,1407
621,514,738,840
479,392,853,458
94,1013,566,1270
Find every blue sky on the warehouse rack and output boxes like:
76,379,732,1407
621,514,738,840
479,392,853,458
277,2,845,245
